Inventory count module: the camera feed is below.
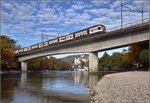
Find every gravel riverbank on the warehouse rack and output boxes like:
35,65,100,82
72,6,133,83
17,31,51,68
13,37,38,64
90,71,150,103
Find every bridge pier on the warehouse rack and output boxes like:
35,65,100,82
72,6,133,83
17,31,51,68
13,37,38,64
21,61,27,72
89,52,98,72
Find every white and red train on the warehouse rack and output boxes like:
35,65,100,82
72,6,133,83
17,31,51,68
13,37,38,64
15,24,106,54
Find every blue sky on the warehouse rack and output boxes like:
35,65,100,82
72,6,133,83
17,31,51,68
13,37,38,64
1,0,149,58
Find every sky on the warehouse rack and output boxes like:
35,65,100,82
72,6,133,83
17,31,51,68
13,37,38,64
1,0,149,58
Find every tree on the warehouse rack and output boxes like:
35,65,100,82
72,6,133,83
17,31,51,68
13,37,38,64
119,53,133,71
128,44,141,64
27,58,42,70
27,57,72,71
80,61,85,68
139,49,149,68
1,35,19,70
99,52,112,71
98,42,149,71
110,52,123,70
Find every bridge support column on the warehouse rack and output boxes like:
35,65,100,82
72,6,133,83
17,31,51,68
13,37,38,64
21,61,27,72
89,52,98,72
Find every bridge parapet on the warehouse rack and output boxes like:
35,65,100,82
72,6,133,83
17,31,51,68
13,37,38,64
107,18,149,32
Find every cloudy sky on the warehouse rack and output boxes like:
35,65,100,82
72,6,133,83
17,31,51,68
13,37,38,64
1,0,149,57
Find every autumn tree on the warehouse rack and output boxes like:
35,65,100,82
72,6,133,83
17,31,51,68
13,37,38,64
27,58,42,70
1,35,19,70
128,44,141,64
27,57,72,71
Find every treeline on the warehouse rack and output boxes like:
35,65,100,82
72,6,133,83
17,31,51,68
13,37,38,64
28,57,72,71
99,43,149,71
0,35,71,71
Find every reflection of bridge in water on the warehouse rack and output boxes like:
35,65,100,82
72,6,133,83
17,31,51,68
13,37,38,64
20,71,101,91
20,71,98,102
74,71,88,86
74,71,99,88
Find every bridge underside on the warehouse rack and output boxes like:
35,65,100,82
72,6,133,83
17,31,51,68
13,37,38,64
20,52,99,73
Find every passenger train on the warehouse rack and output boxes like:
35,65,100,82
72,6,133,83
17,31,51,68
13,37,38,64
15,24,106,54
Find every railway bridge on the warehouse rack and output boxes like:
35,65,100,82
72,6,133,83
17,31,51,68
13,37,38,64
16,19,149,72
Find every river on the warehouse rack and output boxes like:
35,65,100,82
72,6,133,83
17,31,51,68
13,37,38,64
1,71,105,103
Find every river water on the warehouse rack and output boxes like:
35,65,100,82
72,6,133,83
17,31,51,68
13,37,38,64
1,71,104,103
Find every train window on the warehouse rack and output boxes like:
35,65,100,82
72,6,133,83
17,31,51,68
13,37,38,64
61,38,65,40
98,27,101,30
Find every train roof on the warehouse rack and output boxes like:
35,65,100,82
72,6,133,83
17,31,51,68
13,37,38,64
17,24,106,50
70,24,105,34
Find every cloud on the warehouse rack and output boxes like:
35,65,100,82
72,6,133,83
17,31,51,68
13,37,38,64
1,1,15,11
84,8,113,17
1,9,12,19
92,0,111,6
72,4,86,10
1,0,149,47
110,0,121,10
107,11,120,18
36,13,59,23
72,1,88,10
65,8,77,18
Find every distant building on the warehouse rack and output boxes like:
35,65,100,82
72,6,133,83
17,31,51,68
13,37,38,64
73,54,89,70
74,58,80,65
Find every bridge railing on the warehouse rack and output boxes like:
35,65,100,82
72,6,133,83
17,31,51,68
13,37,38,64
107,18,149,32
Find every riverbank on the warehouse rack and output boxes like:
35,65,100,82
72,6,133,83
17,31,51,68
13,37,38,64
90,71,150,103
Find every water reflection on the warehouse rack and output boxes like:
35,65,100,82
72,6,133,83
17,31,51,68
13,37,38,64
74,71,88,87
1,73,20,102
20,72,27,87
1,71,103,103
1,75,14,101
88,74,99,89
